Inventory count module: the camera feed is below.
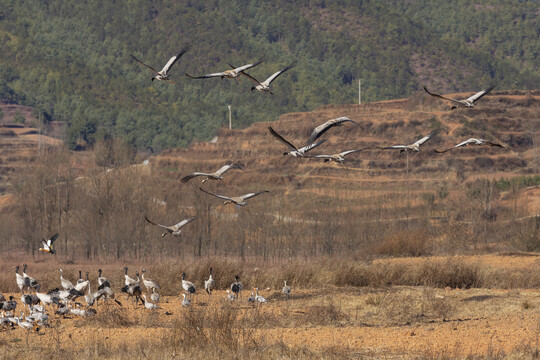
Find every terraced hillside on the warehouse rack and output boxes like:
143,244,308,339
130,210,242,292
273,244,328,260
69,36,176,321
154,90,540,226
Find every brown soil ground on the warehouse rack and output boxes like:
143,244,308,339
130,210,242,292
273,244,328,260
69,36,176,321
2,255,540,359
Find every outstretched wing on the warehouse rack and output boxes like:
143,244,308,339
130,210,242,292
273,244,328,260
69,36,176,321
131,55,160,74
144,216,171,231
268,126,298,151
49,233,59,245
466,83,496,103
172,217,197,230
413,132,435,147
423,86,464,105
340,148,369,157
181,172,211,183
199,187,234,202
240,191,269,200
232,55,265,73
298,138,327,153
304,154,334,159
484,141,504,148
379,145,409,150
236,69,261,85
215,163,244,176
306,117,362,145
262,61,297,86
161,43,192,74
185,71,227,79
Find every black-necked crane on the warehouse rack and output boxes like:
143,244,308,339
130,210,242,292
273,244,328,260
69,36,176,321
378,132,435,153
204,267,215,295
143,295,159,310
181,272,196,300
59,269,74,290
20,293,40,313
305,148,370,164
424,84,496,109
95,269,122,307
39,233,58,254
181,163,244,183
131,43,191,83
282,280,291,300
230,275,242,300
185,56,264,81
239,61,297,94
141,269,160,292
22,264,39,292
145,216,197,237
14,265,26,293
121,275,143,308
200,187,268,207
1,296,17,312
74,270,90,292
35,285,60,308
434,138,505,153
123,267,138,287
304,116,362,146
268,126,327,157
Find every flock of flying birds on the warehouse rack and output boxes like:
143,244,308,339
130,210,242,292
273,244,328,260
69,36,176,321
3,45,507,331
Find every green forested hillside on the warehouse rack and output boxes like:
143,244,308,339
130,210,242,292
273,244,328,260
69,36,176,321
0,0,538,151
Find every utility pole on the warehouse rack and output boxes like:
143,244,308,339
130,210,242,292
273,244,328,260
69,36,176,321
358,79,361,105
228,105,232,130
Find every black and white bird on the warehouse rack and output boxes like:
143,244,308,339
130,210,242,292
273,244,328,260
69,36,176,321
268,126,327,157
200,187,268,207
181,163,244,183
185,56,264,81
74,270,90,292
22,264,39,292
230,275,242,300
424,84,496,109
14,265,26,293
39,233,58,254
305,149,369,164
378,133,436,153
304,117,362,146
131,43,192,83
239,61,297,94
121,276,143,308
123,267,138,287
145,216,197,237
204,267,215,295
181,272,196,300
434,138,505,153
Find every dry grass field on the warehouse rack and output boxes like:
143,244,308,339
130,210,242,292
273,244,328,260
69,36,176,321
2,255,540,359
1,91,540,358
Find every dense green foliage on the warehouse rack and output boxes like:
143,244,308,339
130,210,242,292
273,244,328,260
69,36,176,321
0,0,538,151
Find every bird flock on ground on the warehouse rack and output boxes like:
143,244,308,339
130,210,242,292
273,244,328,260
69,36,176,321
4,44,507,332
0,264,287,332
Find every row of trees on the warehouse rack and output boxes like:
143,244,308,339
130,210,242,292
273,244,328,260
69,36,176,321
0,0,539,152
2,143,537,261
